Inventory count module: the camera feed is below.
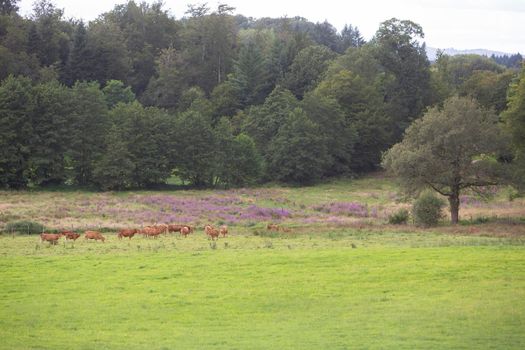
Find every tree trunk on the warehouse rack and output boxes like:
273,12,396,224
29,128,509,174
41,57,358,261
448,190,460,224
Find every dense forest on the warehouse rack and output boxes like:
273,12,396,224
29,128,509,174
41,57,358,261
0,0,524,190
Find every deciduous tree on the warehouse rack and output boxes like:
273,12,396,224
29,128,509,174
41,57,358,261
383,96,508,224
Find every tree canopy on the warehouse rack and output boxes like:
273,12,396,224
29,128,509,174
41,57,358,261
383,96,509,224
0,1,522,190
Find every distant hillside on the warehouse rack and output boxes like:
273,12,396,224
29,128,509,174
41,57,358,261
426,47,517,61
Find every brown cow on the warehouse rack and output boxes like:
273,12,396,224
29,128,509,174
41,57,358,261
142,227,161,238
219,225,228,238
155,224,168,235
180,226,190,237
84,231,105,242
118,229,137,240
40,233,61,245
204,225,219,240
61,231,81,241
204,225,214,236
168,224,182,233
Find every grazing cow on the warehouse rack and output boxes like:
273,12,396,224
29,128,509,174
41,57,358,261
204,225,219,240
219,225,228,238
61,231,81,241
180,226,190,237
204,225,214,236
40,233,61,245
84,231,105,242
168,224,182,233
118,229,137,240
142,227,161,239
155,224,168,235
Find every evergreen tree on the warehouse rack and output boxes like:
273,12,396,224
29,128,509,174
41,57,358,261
231,41,271,106
338,24,365,53
65,21,90,85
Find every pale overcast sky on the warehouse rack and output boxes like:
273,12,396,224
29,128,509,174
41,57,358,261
18,0,525,53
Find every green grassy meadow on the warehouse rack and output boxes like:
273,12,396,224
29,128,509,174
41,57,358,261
1,177,525,349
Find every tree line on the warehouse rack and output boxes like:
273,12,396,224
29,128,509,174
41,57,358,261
0,0,523,190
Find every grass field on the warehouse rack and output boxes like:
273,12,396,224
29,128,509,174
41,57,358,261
1,176,525,349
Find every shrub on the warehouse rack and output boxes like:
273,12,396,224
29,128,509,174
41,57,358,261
388,208,409,225
412,191,446,227
5,221,46,234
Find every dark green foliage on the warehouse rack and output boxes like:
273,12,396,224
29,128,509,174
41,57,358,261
284,45,336,99
228,133,262,186
1,2,521,192
412,191,445,227
445,54,504,86
108,102,174,187
301,91,356,176
266,108,329,184
82,20,131,86
28,1,72,78
491,53,523,69
179,5,236,94
459,70,514,114
68,81,109,185
231,41,271,106
504,65,525,154
0,75,34,189
388,208,409,225
142,47,184,110
373,18,432,142
310,21,339,52
503,64,525,192
92,125,134,190
210,80,242,119
28,80,72,186
383,96,508,224
338,24,365,53
214,122,262,187
64,21,89,85
174,110,217,187
0,0,19,15
315,66,389,172
243,86,299,157
5,220,45,234
102,80,135,108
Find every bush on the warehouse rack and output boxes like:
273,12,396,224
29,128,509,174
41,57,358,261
5,221,46,234
412,191,446,227
388,208,409,224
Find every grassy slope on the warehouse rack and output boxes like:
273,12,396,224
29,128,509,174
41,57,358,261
1,176,524,349
1,241,524,349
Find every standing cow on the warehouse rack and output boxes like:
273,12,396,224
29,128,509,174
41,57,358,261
61,231,81,241
40,233,61,245
118,229,137,240
84,231,105,242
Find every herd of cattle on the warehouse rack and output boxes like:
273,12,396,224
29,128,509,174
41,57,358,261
39,224,229,245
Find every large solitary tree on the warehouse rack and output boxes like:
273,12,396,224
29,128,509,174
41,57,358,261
382,96,508,224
